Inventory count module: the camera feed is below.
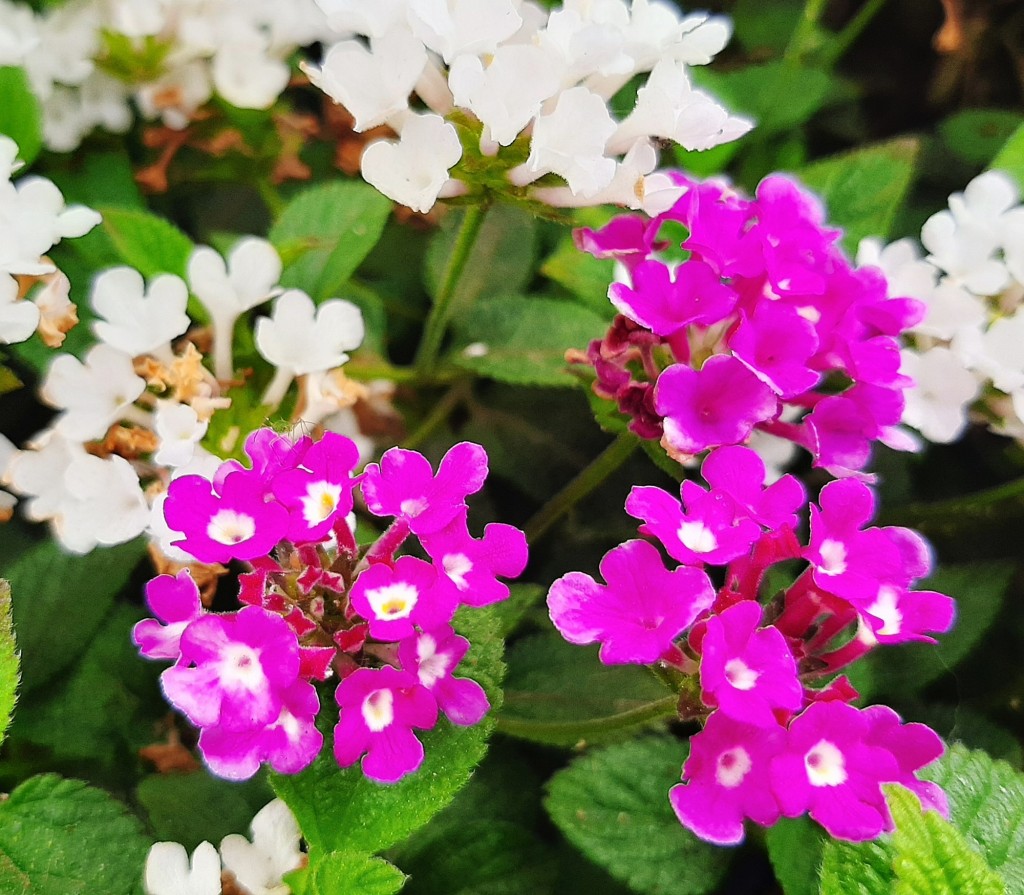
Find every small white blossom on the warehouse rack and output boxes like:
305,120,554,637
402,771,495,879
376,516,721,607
900,347,981,444
212,37,290,111
153,401,209,467
407,0,522,64
91,267,190,360
144,841,221,895
255,290,364,376
2,429,85,524
58,453,150,552
0,273,40,344
220,800,303,895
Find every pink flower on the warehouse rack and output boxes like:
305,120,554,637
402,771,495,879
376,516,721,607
859,585,955,645
133,570,204,660
349,555,458,641
163,470,289,564
655,356,777,456
360,442,488,534
161,606,300,732
547,539,714,664
700,446,805,531
863,705,947,817
421,509,529,607
670,712,786,845
699,601,802,727
398,627,489,726
729,302,820,398
333,666,438,783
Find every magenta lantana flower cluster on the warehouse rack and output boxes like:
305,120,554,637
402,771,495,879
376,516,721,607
574,174,923,477
133,429,527,783
547,445,952,844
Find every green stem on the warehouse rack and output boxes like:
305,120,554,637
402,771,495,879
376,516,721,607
402,379,472,450
820,0,889,67
495,694,679,742
524,432,640,545
879,475,1024,528
415,205,488,376
784,0,828,65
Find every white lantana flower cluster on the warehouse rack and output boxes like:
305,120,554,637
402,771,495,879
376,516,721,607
0,0,332,151
0,135,99,346
2,233,368,556
859,170,1024,444
144,799,303,895
306,0,751,214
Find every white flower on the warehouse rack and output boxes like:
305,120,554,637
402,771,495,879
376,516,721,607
313,0,409,37
361,113,463,213
212,37,290,110
955,310,1024,394
2,429,84,523
0,273,40,344
144,841,221,895
304,28,427,132
32,270,78,348
916,278,986,343
524,85,617,197
220,800,303,895
921,209,1007,295
857,237,937,301
91,267,190,359
58,453,149,552
255,290,364,376
407,0,522,64
41,343,146,440
135,61,213,130
153,401,209,467
900,346,981,443
1001,205,1024,285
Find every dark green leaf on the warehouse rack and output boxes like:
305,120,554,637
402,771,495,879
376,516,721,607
0,67,42,166
765,816,826,895
0,774,150,895
98,207,195,279
939,110,1024,166
269,181,393,302
795,138,920,250
0,580,19,747
545,735,732,895
48,151,144,210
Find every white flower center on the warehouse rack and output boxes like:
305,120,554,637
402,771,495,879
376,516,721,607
714,747,752,788
724,657,759,691
365,582,419,621
207,509,256,545
399,497,428,517
362,688,394,732
805,739,847,787
817,538,847,575
301,480,342,525
415,633,452,687
219,643,266,692
678,521,718,554
866,586,903,636
443,552,473,589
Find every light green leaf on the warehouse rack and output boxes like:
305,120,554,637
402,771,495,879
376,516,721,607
0,774,151,895
0,366,21,395
289,851,406,895
795,138,920,251
544,735,732,895
765,816,826,895
920,744,1024,892
888,785,1005,895
990,123,1024,191
272,607,504,855
819,835,895,895
0,66,43,166
451,294,608,387
939,110,1024,166
0,581,19,747
3,538,147,693
98,206,195,279
48,150,144,209
499,632,673,747
269,181,393,302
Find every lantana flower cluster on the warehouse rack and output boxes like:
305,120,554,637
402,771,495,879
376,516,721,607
133,429,527,783
305,0,750,214
547,444,952,844
573,173,924,478
0,0,333,151
2,231,375,556
860,170,1024,444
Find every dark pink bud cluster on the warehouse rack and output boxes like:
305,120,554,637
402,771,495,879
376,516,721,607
134,430,527,783
546,445,952,843
574,174,925,476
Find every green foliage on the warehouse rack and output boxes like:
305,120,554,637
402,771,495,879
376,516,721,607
990,124,1024,191
765,816,826,895
795,138,920,251
0,581,19,747
819,835,896,895
0,66,42,165
451,294,607,387
544,735,732,895
97,206,195,279
269,181,393,302
288,851,407,895
939,110,1024,166
0,774,151,894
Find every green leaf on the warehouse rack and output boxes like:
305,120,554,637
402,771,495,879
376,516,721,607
920,744,1024,892
765,816,826,895
990,123,1024,191
0,581,19,747
451,294,608,387
819,835,895,895
0,366,21,395
939,110,1024,166
888,785,1005,895
795,138,920,251
425,204,537,315
136,772,273,853
490,583,545,639
271,607,504,855
3,538,147,693
545,735,732,895
0,774,151,895
290,851,407,895
499,632,674,747
98,206,195,279
0,66,43,166
269,181,393,302
848,562,1012,701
